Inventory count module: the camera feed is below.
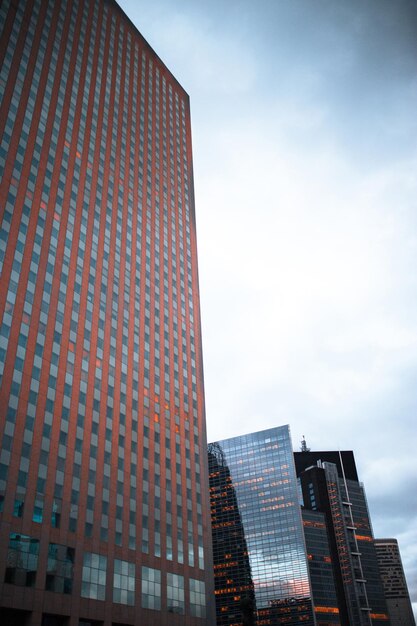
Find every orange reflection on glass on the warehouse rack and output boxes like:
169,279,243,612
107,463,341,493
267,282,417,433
314,606,339,614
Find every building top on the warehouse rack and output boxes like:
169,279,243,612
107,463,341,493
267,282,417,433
294,450,359,481
112,0,190,98
209,424,290,446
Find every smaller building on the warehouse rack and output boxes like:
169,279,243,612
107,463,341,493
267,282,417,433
302,508,341,625
208,442,256,625
208,426,315,626
374,539,416,626
295,451,391,626
208,432,414,626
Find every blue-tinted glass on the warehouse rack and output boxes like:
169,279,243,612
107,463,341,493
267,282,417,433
209,425,314,625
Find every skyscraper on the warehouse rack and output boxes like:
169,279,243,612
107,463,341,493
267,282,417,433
374,538,416,626
208,425,315,626
208,427,403,626
301,507,340,625
0,1,214,624
208,442,256,626
296,451,391,626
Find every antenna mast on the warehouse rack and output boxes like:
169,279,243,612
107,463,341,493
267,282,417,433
300,435,310,452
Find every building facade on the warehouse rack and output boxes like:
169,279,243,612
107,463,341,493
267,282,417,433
208,425,315,626
301,508,340,625
296,451,390,626
374,539,416,626
208,442,256,626
0,0,214,624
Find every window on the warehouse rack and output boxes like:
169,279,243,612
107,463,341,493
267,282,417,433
45,544,74,593
167,573,185,614
113,559,135,606
141,566,161,610
81,552,107,601
51,500,61,528
4,533,40,587
190,578,206,617
32,498,43,523
13,499,24,517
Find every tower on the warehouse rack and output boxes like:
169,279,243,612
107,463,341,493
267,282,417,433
295,450,391,626
374,538,416,626
208,425,315,625
0,0,214,624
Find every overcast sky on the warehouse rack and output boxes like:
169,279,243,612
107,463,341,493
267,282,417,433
120,0,417,615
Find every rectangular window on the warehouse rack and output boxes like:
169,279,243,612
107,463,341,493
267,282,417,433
13,499,24,517
190,578,206,618
141,566,161,610
4,533,40,587
45,543,74,594
32,499,43,523
81,552,107,601
113,559,135,606
51,499,61,528
167,573,185,614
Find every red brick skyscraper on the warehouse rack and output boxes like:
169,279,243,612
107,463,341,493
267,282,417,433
0,1,214,624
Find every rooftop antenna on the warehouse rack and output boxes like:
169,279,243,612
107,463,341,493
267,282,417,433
300,435,310,453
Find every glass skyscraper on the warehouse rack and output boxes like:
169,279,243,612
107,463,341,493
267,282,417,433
0,0,214,624
208,425,315,625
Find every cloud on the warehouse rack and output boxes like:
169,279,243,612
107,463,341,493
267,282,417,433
197,117,417,405
120,1,258,96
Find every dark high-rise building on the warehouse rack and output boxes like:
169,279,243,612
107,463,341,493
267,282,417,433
301,508,340,625
296,451,390,626
208,426,315,626
0,1,214,624
374,538,416,626
208,442,256,626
